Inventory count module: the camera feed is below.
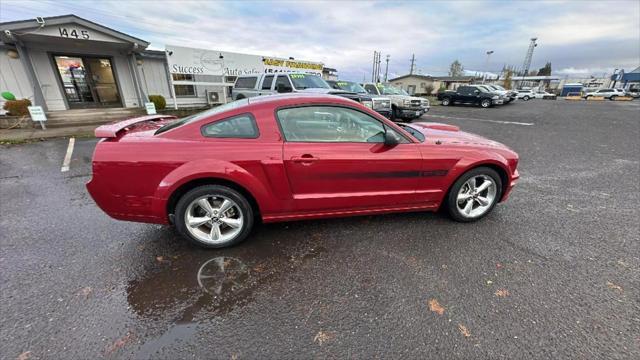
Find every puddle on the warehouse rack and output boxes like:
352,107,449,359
126,231,328,355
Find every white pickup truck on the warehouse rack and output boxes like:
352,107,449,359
232,73,392,117
361,82,429,121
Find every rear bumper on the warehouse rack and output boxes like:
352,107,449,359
86,177,168,224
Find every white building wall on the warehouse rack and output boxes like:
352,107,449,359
0,50,32,101
139,58,171,99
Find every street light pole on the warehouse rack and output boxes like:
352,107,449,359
384,55,390,82
483,50,494,84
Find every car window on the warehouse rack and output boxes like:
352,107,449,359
235,77,257,89
364,84,379,95
289,74,330,90
277,106,405,143
156,98,250,134
261,75,274,90
458,86,475,96
201,114,258,138
275,75,293,92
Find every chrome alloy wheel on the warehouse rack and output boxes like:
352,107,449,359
456,175,497,218
184,195,244,244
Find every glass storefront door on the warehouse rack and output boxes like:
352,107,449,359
54,55,122,108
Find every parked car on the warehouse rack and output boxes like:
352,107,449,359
516,89,535,101
438,85,503,107
484,84,517,103
233,73,392,118
326,80,392,118
87,94,519,248
472,85,508,104
626,88,640,98
583,88,627,100
360,82,429,121
516,89,557,100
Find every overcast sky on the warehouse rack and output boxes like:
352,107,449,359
2,0,639,80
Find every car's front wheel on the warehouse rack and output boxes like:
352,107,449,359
446,167,502,222
175,185,254,248
522,96,530,101
480,99,492,108
610,95,618,101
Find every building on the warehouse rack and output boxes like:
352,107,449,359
388,74,477,95
1,15,151,112
0,14,330,115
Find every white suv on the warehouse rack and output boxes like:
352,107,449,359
584,88,626,100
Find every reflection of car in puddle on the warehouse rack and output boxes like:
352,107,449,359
127,255,254,322
197,257,250,296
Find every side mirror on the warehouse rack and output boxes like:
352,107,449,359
474,90,480,94
277,83,292,93
383,130,401,146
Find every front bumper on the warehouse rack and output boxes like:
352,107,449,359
398,107,424,118
500,169,519,202
492,99,504,105
374,109,392,118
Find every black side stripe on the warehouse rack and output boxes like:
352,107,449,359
318,170,448,179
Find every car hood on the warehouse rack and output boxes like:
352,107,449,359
406,122,512,150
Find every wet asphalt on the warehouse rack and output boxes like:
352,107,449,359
1,100,638,359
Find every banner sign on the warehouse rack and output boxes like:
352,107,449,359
166,45,323,77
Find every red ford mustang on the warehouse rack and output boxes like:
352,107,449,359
87,94,519,248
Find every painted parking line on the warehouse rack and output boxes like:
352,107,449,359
426,114,534,126
61,137,75,172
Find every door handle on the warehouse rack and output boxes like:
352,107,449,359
291,154,319,163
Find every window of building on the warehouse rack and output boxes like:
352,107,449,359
235,76,258,89
172,73,196,97
261,75,274,90
201,114,259,138
276,106,407,143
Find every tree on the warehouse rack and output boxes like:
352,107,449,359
424,83,435,95
537,62,552,76
503,70,513,90
449,60,464,77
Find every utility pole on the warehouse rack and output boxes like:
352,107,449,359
371,51,376,83
384,54,390,82
376,52,382,82
409,54,416,75
483,50,494,84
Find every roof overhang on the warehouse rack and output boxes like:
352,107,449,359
0,14,149,51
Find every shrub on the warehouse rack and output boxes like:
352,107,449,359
148,95,166,110
3,99,31,116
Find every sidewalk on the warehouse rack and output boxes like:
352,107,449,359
0,125,97,143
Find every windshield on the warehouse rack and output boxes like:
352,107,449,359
377,83,408,95
492,84,506,91
289,74,330,90
331,81,367,93
155,98,249,134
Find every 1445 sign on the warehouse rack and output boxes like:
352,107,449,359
58,27,90,39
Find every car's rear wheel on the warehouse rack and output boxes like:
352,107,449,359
441,97,451,106
446,167,502,222
175,185,254,248
610,95,618,101
480,99,492,108
523,95,530,101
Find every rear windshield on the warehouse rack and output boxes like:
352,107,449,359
155,99,250,134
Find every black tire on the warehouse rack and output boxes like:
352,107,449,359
610,95,617,101
235,95,245,100
523,96,530,101
174,185,254,248
391,106,405,122
445,167,503,222
441,97,451,106
480,99,492,108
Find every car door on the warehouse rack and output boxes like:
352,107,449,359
458,86,477,104
277,105,422,211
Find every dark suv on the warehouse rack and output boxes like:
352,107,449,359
437,85,503,108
